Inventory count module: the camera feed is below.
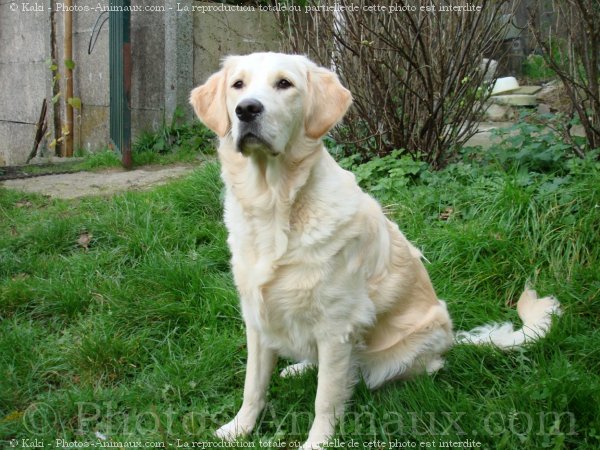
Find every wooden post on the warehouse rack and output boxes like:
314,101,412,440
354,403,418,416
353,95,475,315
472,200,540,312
64,0,74,157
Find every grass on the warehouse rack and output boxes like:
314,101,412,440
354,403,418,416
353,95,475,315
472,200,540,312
19,146,203,177
1,130,599,449
15,121,217,178
522,54,556,83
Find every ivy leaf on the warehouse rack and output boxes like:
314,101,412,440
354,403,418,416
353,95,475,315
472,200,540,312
51,93,61,104
46,58,58,71
64,59,76,70
52,73,61,88
68,97,82,109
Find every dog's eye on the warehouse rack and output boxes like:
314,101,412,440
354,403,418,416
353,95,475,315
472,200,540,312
276,79,293,90
232,80,244,90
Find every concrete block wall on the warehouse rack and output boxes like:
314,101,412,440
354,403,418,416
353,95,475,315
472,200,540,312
192,3,281,86
0,0,281,166
0,0,51,165
60,0,110,154
52,0,166,155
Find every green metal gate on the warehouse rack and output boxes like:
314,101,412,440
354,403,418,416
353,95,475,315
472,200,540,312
109,0,132,169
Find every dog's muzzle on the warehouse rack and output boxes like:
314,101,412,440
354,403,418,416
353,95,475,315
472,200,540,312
235,99,274,155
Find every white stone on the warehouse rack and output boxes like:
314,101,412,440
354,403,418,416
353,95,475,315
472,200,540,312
491,94,538,106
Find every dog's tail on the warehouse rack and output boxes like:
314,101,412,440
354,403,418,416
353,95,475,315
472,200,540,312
455,287,561,349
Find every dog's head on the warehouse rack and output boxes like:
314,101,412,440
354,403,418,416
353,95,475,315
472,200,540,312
190,52,352,157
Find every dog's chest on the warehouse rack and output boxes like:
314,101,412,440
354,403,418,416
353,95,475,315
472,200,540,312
223,189,364,359
231,238,326,360
220,153,377,359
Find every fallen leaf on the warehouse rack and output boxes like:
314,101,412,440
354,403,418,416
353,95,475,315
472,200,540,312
11,273,29,282
0,410,24,423
439,207,454,221
77,232,93,250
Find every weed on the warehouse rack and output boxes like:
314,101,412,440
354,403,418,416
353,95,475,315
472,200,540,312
19,119,216,176
78,149,122,170
340,149,427,194
522,54,555,82
134,110,216,157
471,112,587,174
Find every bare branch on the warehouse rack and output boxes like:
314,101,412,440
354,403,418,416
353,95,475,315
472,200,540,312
527,0,600,152
278,0,513,167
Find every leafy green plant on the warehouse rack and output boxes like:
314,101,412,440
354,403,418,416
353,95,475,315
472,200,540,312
134,109,216,156
522,54,556,82
340,150,427,195
45,58,82,153
78,149,122,170
465,112,585,174
22,115,215,175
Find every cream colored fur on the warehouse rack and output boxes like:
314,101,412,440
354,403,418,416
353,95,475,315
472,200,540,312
190,52,560,449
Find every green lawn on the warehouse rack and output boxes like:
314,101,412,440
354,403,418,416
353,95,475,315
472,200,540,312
1,145,599,449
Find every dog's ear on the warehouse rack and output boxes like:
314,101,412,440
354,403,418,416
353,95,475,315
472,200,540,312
190,69,229,137
305,67,352,139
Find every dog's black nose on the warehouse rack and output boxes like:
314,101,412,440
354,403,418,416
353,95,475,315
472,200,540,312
235,99,264,122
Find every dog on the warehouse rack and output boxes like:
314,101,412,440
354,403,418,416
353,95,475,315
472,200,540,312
190,52,561,449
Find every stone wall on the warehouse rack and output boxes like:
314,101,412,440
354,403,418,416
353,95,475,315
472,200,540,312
0,0,280,166
0,0,51,165
192,5,281,86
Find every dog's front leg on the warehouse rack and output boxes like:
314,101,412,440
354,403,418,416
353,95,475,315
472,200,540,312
216,326,277,440
301,338,354,449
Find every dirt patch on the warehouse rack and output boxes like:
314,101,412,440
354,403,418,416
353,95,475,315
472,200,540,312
1,164,197,199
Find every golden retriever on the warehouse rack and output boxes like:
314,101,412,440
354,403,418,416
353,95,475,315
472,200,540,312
190,52,560,449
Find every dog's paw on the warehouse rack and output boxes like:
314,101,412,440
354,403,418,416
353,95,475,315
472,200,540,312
298,441,324,450
215,420,250,441
280,361,314,378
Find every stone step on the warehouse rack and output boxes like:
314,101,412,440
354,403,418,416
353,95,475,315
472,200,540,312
491,94,538,106
512,85,543,95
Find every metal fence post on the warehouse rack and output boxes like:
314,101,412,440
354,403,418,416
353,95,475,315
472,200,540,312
109,0,132,169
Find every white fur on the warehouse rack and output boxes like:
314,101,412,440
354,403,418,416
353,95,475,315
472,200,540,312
190,52,561,450
455,288,561,348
